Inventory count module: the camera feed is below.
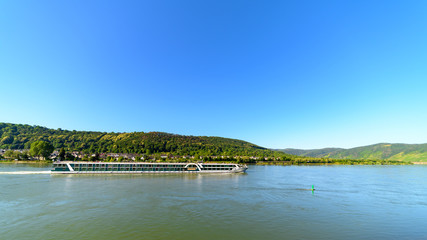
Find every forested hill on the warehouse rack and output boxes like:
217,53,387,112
277,148,343,157
279,143,427,162
0,123,285,157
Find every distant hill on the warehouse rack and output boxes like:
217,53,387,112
278,143,427,162
277,148,343,157
0,122,286,157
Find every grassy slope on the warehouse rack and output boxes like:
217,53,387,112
280,148,343,158
279,143,427,162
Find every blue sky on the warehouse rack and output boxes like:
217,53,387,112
1,0,427,149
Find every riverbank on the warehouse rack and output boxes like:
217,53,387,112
0,159,413,165
0,160,51,164
255,162,412,166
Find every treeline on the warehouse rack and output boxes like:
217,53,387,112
257,157,411,165
0,123,288,158
280,143,427,162
0,150,30,160
0,123,412,165
0,140,55,160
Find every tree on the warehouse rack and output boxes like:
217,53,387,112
65,152,75,161
30,141,54,160
59,148,65,161
2,150,29,160
1,135,14,145
90,153,100,161
20,151,29,160
3,150,16,159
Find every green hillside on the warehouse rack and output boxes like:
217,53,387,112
278,148,343,158
0,122,285,157
0,123,416,164
279,143,427,162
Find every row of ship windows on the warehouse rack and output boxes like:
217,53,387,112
75,168,187,171
70,165,188,168
68,166,236,169
71,165,184,169
55,164,236,168
56,167,234,171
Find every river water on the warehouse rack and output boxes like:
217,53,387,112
0,163,426,240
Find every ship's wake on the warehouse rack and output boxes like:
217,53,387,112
0,171,51,175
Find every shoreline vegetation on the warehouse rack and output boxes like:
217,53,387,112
0,123,420,166
0,158,413,165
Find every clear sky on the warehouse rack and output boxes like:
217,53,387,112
1,0,427,149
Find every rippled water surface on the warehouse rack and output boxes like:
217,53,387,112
0,163,426,240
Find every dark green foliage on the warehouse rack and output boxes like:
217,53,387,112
1,135,14,145
0,123,412,165
65,152,75,161
2,150,30,160
59,148,65,161
90,153,100,161
30,140,54,160
0,123,286,157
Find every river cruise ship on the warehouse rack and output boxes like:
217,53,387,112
51,161,248,174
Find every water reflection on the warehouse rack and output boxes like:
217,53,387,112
1,164,427,240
